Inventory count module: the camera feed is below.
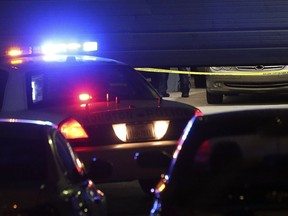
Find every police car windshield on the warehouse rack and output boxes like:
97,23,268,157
27,64,159,108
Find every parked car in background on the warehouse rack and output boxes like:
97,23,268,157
0,42,202,194
205,65,288,104
0,118,107,216
147,108,288,216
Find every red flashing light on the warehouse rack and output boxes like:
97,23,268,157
7,48,23,57
79,93,92,102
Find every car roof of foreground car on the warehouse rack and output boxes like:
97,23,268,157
173,107,288,161
0,117,56,127
157,108,288,214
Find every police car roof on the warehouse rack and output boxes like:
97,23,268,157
1,54,130,69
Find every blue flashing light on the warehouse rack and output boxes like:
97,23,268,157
41,43,67,55
83,42,98,52
41,41,98,55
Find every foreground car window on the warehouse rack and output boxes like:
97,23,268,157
54,132,84,180
27,64,159,108
0,124,46,183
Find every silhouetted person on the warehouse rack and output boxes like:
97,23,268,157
157,68,190,97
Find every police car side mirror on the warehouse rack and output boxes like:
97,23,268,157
87,158,113,181
135,150,172,169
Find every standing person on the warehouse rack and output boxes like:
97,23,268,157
157,72,170,97
156,68,190,98
178,67,190,98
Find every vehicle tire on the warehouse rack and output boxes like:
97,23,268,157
138,178,160,196
206,91,223,104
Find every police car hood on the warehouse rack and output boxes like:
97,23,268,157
0,99,199,125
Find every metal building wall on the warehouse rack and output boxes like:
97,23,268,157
1,0,288,67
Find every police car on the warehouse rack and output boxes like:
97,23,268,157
0,41,202,193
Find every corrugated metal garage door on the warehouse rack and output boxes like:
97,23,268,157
1,0,288,67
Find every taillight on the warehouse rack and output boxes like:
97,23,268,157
59,118,88,139
195,109,203,117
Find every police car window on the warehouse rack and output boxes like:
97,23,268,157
0,124,47,183
28,64,158,107
31,74,44,103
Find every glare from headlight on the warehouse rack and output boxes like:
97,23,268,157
153,121,169,139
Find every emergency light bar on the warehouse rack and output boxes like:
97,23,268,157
6,41,98,57
41,41,98,54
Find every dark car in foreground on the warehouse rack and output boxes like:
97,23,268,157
147,108,288,216
0,43,202,193
0,118,107,216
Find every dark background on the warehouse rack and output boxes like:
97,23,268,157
1,0,288,67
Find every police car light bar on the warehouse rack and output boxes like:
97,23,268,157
41,41,98,54
5,41,98,57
